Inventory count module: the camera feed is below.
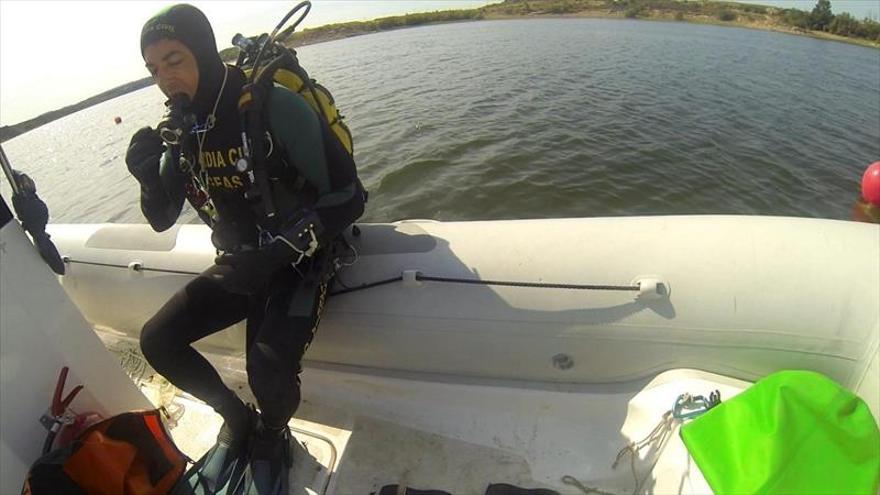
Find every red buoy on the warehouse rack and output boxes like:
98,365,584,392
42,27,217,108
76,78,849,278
862,161,880,206
114,116,122,124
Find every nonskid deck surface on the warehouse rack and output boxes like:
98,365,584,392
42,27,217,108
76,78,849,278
136,366,555,494
113,336,749,495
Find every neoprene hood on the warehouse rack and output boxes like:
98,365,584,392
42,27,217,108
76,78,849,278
140,4,226,115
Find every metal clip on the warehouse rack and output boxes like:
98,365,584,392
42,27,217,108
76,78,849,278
672,390,721,420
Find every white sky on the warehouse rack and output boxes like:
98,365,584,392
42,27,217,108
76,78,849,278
0,0,875,126
0,0,492,126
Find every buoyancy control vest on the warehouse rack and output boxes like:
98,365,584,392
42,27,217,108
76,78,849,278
172,41,365,251
234,41,365,243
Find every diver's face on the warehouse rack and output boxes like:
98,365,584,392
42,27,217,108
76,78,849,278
143,39,199,100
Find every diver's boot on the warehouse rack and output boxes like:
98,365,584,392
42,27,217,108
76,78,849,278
215,397,255,453
240,421,292,495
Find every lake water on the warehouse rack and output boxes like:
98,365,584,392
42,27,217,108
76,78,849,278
2,19,878,224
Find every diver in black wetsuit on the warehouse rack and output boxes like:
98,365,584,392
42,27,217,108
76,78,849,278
125,5,364,493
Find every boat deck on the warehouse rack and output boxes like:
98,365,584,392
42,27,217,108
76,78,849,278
122,334,750,495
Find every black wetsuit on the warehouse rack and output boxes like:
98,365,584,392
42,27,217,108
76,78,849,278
141,249,331,429
136,63,361,429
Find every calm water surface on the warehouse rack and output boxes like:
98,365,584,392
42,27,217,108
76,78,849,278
3,19,878,224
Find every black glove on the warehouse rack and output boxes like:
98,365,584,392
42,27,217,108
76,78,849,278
210,220,250,252
12,190,48,234
209,242,296,295
10,172,65,275
125,127,165,185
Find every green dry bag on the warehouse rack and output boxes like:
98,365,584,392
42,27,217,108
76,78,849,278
680,370,879,494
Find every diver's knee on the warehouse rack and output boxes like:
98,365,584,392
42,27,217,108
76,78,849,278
139,317,169,367
248,343,296,389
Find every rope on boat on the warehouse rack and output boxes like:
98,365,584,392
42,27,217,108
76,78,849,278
110,342,151,385
613,410,678,495
63,258,199,276
62,258,640,297
330,275,404,296
562,392,720,495
419,275,638,291
106,341,186,428
330,273,639,297
560,476,617,495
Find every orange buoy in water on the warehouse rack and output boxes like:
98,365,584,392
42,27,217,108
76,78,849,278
862,161,880,206
114,116,122,124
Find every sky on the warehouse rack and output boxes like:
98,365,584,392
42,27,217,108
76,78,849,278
0,0,876,126
0,0,492,126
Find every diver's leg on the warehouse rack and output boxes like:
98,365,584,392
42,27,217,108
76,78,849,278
244,266,329,494
139,266,252,430
246,270,329,429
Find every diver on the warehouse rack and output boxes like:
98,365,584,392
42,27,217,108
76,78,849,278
126,4,364,494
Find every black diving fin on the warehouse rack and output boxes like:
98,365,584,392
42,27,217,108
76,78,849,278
171,405,258,495
171,438,249,495
233,423,293,495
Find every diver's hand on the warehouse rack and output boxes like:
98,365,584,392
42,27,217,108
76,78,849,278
204,263,263,295
11,189,48,234
125,127,165,184
10,174,65,275
210,243,294,295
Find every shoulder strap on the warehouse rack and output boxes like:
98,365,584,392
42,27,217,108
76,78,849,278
238,80,279,229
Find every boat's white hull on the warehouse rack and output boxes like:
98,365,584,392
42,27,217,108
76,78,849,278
48,216,879,392
13,215,880,493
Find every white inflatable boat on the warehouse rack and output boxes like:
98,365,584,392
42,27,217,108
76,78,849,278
49,216,880,389
5,215,879,494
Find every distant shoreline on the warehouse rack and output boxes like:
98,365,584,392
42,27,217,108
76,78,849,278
310,11,880,50
3,0,877,142
500,10,879,49
0,77,154,143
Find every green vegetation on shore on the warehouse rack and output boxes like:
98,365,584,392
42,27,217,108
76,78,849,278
219,8,485,61
482,0,880,46
286,8,485,44
216,0,878,62
216,0,879,61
